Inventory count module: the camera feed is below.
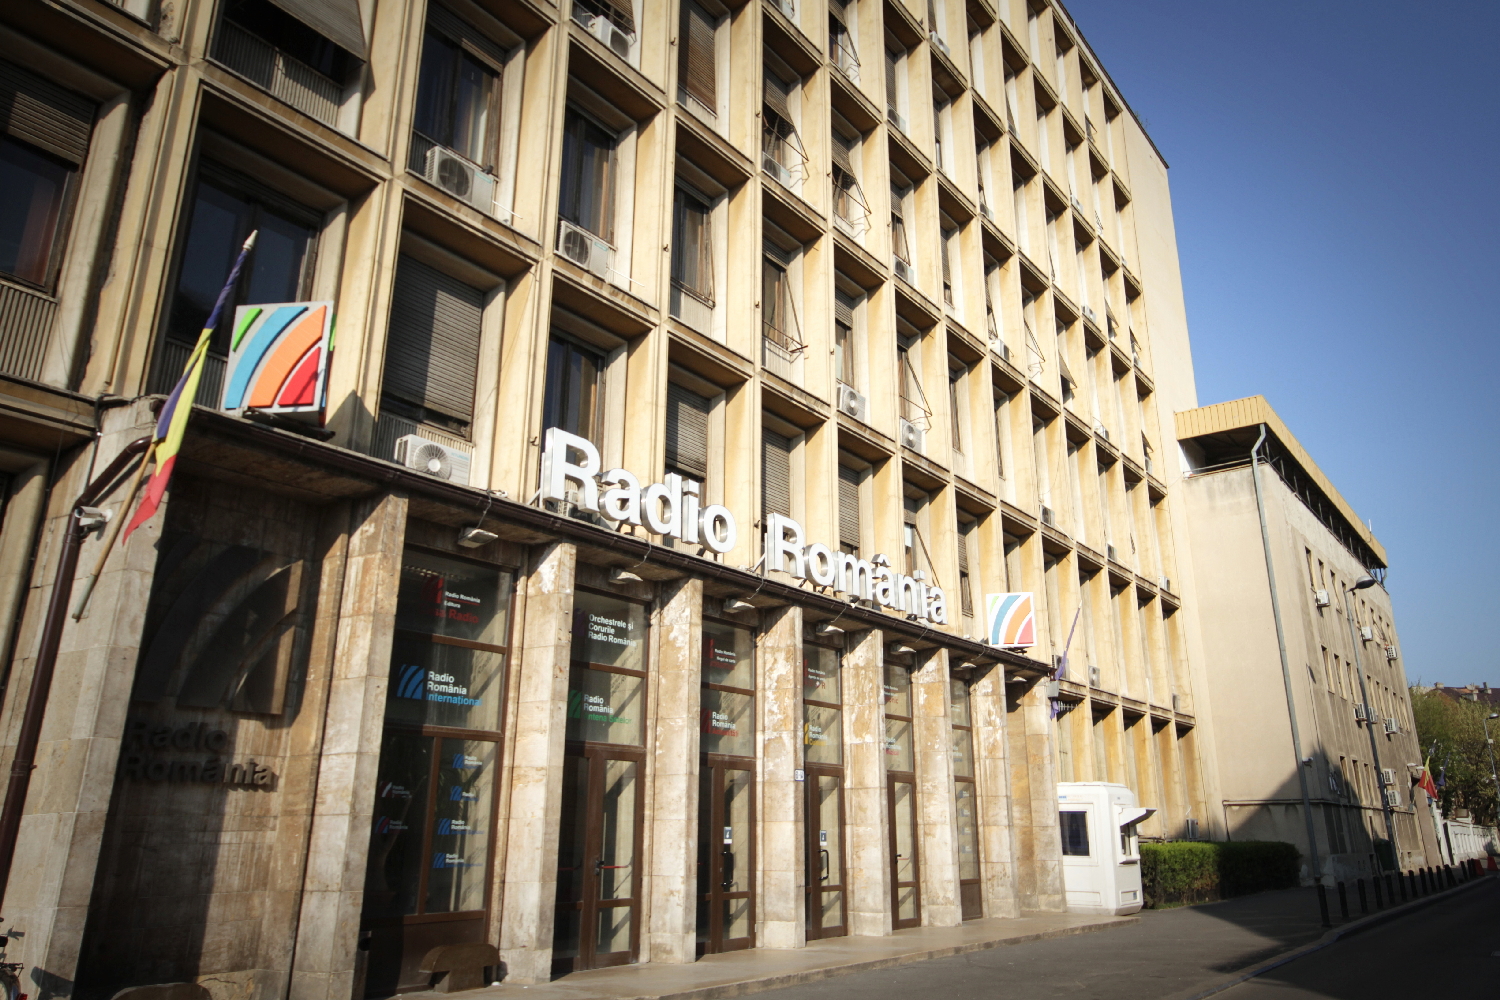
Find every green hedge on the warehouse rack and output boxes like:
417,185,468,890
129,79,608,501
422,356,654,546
1140,841,1300,907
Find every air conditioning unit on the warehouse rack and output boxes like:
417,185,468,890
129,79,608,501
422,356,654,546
763,154,792,187
423,146,497,213
1328,773,1341,794
1385,645,1398,660
893,256,914,284
1093,422,1110,442
1353,704,1368,722
1071,195,1087,216
586,14,637,63
898,417,925,453
1184,817,1199,840
1380,767,1396,787
557,218,615,279
1106,543,1118,562
547,489,609,527
1360,625,1375,641
1039,505,1056,527
1159,576,1171,592
1383,788,1401,808
395,434,472,485
929,31,951,58
1171,692,1181,713
1088,665,1100,687
1314,589,1331,607
1384,717,1399,735
836,384,868,422
1081,304,1097,324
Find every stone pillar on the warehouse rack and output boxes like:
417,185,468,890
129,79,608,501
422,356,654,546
645,577,703,963
841,629,890,936
911,649,959,927
972,666,1019,919
289,492,408,1000
497,541,577,983
0,404,159,990
1020,682,1065,912
757,605,803,949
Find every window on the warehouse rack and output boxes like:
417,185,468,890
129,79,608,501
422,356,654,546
956,518,975,619
884,46,906,130
761,426,793,521
559,108,617,240
762,67,805,184
671,184,714,326
837,464,862,555
951,679,981,894
834,290,858,387
993,389,1010,478
890,180,913,269
831,126,869,235
543,335,604,443
216,0,363,126
1060,811,1088,856
940,221,958,306
679,0,718,114
933,94,952,174
762,237,802,378
901,493,926,576
382,254,485,434
829,0,859,79
1012,174,1030,254
413,6,505,169
158,166,317,400
897,335,930,428
947,356,965,452
572,0,634,34
665,381,711,483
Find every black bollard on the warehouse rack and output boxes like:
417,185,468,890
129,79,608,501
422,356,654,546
1316,882,1331,928
1372,874,1383,909
1419,868,1427,894
1388,872,1396,900
1398,871,1407,901
1337,881,1349,920
1357,878,1368,914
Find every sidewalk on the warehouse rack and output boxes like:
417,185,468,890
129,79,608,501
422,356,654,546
401,911,1136,1000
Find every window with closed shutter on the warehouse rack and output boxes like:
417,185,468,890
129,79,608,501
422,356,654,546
885,49,900,115
761,429,792,519
680,0,717,111
0,60,96,166
762,69,805,171
940,227,953,303
957,521,974,618
838,465,861,553
383,254,484,426
665,382,711,481
834,291,856,385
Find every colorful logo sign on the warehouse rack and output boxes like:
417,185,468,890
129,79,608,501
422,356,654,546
221,301,333,419
986,592,1036,647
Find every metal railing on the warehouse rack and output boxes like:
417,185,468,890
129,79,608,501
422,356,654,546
215,20,343,127
0,280,57,382
762,324,800,380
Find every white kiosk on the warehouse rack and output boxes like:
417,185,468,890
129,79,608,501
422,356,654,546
1057,782,1155,915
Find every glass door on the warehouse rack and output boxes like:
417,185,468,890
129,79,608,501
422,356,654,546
697,618,757,954
883,661,920,929
362,550,513,996
803,643,846,940
552,589,649,975
951,677,983,919
554,747,644,974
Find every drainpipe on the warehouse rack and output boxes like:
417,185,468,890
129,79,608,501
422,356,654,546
0,435,150,913
1249,425,1328,918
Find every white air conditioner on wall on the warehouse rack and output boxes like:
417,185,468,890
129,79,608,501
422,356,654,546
1383,788,1401,808
1040,505,1057,527
1082,304,1097,324
898,417,925,453
1354,705,1368,722
548,489,610,527
837,384,868,422
586,15,637,63
1360,625,1375,641
762,154,795,187
1380,767,1396,787
1385,645,1398,660
395,433,473,485
1087,665,1100,687
1383,718,1399,735
893,257,914,284
1314,589,1331,607
1106,543,1118,563
557,219,614,279
1159,576,1171,592
929,31,951,58
424,146,497,214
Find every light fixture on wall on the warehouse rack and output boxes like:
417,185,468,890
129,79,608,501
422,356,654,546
609,567,644,583
887,642,915,655
814,622,845,637
724,597,756,612
457,526,498,548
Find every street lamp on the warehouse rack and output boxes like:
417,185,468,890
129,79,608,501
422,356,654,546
1343,574,1401,872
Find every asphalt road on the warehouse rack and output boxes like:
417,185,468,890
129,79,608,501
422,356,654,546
743,880,1494,1000
1224,878,1500,999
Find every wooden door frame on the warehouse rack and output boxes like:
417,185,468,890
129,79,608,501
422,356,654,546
802,763,848,940
886,771,921,930
696,756,757,955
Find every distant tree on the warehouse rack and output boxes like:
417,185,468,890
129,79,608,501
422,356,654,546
1411,686,1498,825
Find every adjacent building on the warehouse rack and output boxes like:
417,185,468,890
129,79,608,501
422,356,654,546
0,0,1425,998
1175,397,1429,878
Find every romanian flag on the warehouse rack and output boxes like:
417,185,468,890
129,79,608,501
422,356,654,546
122,232,257,542
1416,759,1440,803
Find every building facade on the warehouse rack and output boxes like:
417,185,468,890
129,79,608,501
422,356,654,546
1175,398,1431,879
0,0,1222,996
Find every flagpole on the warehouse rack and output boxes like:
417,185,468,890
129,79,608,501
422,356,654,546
71,229,258,621
70,441,155,620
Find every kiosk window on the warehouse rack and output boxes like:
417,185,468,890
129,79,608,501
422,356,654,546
1060,810,1090,856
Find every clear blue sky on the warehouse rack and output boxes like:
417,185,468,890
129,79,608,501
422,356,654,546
1060,1,1500,688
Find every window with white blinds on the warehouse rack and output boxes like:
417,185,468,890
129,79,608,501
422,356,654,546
761,428,792,519
679,0,717,111
665,382,711,481
837,465,861,553
383,254,484,427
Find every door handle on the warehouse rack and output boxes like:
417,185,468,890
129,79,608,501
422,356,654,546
722,846,735,889
820,848,830,882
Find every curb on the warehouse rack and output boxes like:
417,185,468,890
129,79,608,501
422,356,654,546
1162,873,1493,1000
650,916,1140,1000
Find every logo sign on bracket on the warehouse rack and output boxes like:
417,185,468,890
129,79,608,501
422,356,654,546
221,301,333,420
986,592,1036,648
